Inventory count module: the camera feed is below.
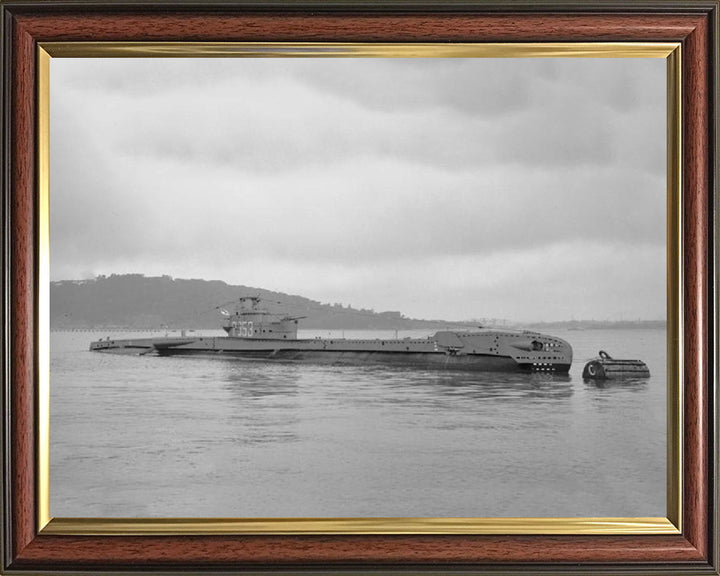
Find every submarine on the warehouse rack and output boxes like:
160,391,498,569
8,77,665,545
89,296,573,373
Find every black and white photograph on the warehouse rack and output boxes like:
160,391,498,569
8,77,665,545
49,55,667,519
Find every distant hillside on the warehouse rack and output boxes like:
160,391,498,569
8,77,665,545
526,319,666,330
50,274,474,330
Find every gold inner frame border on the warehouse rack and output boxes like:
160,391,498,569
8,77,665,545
36,41,682,536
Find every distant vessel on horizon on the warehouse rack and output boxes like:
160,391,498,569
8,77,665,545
90,296,573,373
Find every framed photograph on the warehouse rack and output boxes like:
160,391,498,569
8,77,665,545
1,1,717,574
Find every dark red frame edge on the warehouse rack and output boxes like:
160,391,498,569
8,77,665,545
1,3,717,573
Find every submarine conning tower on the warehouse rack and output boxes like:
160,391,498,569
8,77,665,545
222,296,299,340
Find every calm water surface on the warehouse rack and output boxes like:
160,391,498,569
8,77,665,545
50,328,666,517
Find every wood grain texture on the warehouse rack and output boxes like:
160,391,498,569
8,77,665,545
3,4,716,572
681,12,710,560
10,533,708,568
13,12,705,43
10,16,37,560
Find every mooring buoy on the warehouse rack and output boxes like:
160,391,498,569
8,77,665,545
582,350,650,379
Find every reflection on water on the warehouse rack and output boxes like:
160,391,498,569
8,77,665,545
336,367,574,421
223,362,301,399
222,362,302,445
49,328,666,518
584,377,650,391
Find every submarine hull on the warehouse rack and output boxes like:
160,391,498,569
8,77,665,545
156,347,526,372
91,331,573,374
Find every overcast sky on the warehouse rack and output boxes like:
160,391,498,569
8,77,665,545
50,57,666,322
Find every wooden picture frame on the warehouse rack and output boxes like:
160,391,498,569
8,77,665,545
1,1,717,573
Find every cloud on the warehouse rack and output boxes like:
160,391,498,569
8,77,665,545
49,57,666,321
52,57,665,174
